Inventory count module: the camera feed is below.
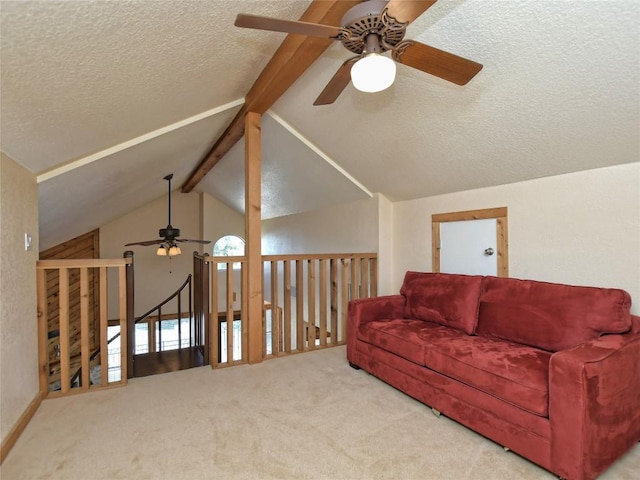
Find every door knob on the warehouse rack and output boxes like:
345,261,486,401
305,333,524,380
484,248,494,256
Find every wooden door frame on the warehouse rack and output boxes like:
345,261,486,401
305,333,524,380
432,207,509,277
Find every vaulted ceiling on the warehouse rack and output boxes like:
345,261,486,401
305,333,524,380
1,0,638,250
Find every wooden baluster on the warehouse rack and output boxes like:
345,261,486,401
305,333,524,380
202,261,209,365
270,260,280,356
283,260,292,354
296,260,305,351
148,315,155,355
360,257,369,299
157,307,162,352
59,268,70,393
307,259,316,350
330,259,338,345
370,257,378,297
241,260,248,363
341,259,350,344
319,259,327,347
262,261,267,358
124,252,134,380
99,267,108,386
80,267,90,390
210,259,219,367
226,262,234,363
119,265,128,383
177,287,182,348
350,257,359,300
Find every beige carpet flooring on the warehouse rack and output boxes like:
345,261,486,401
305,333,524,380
2,346,638,480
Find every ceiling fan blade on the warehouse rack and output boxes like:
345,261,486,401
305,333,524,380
396,41,482,85
313,57,359,106
176,239,212,244
235,14,341,38
384,0,438,25
124,239,164,247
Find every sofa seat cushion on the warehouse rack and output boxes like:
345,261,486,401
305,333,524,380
422,334,551,417
477,276,632,352
400,271,484,334
357,318,460,366
358,318,551,417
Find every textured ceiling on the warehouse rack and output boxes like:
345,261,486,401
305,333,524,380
1,0,638,250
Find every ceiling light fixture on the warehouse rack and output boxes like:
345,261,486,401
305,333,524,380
157,243,181,256
350,33,396,94
351,53,396,93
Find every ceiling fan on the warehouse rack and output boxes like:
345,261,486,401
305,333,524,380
125,174,211,256
235,0,483,105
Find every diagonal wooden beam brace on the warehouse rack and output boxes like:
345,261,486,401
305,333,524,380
181,0,360,193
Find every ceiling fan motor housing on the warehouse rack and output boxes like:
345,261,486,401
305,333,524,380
159,226,180,240
339,0,407,54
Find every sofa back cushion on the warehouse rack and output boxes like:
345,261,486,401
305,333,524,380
400,271,484,334
476,276,632,352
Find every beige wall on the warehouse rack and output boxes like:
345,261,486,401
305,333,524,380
202,193,245,252
393,163,640,314
101,191,203,317
100,191,245,317
0,153,39,442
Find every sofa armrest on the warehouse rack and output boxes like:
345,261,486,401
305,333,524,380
346,295,405,364
549,327,640,480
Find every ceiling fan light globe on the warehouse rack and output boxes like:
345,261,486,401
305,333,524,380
156,246,168,256
351,54,396,93
168,245,181,256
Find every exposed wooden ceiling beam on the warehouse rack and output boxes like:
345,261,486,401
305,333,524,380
181,0,360,193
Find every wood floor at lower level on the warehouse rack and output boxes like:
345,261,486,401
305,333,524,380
133,347,204,378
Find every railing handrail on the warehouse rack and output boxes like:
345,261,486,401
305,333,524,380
207,256,246,263
262,253,377,262
36,258,132,269
204,253,378,263
135,274,192,324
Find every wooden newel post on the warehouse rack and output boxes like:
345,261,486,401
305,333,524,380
124,250,135,378
245,111,263,364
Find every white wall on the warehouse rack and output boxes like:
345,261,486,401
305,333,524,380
0,153,39,442
393,163,640,314
262,196,379,255
376,194,394,295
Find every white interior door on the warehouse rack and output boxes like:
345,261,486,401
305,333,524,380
440,219,498,276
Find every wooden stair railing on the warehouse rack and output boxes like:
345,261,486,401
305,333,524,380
73,273,192,382
36,254,134,397
129,273,193,374
203,253,377,367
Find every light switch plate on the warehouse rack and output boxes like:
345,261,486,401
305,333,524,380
24,233,33,251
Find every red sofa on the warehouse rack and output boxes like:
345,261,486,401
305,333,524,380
347,271,640,480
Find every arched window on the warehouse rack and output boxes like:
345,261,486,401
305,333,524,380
213,235,245,270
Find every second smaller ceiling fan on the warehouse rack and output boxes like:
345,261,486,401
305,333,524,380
125,174,211,256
